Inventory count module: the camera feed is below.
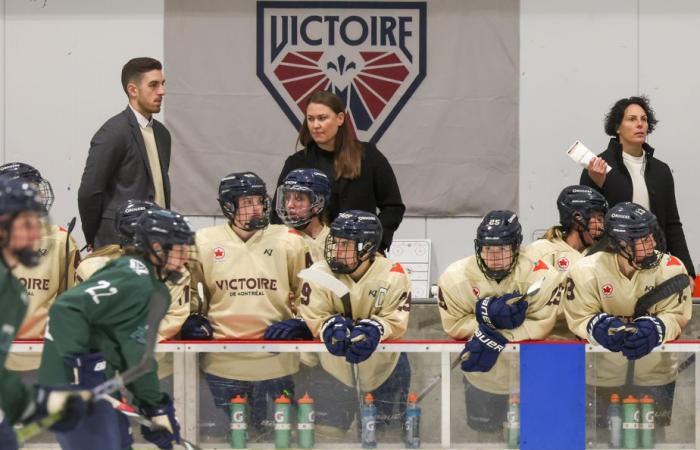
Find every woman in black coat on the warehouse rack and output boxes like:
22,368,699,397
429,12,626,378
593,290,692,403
580,96,695,284
272,90,405,252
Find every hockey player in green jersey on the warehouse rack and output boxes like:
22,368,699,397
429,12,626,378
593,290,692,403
0,177,86,449
38,207,195,450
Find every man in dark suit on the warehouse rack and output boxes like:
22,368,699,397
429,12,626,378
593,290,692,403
78,57,171,250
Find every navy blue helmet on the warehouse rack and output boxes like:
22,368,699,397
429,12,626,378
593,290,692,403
114,199,158,246
605,202,665,269
0,162,54,212
557,185,608,240
275,168,332,227
474,210,522,282
134,208,195,281
218,172,270,231
0,176,46,267
325,210,383,274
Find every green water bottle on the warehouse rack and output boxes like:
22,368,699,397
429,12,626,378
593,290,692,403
229,394,247,449
274,394,291,449
506,394,520,449
639,395,655,449
297,392,315,449
622,394,640,449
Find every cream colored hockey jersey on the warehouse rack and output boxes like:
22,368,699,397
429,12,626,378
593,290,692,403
6,224,79,371
564,251,692,386
437,254,558,394
524,237,587,340
301,225,329,265
190,224,310,381
73,245,192,378
298,256,411,391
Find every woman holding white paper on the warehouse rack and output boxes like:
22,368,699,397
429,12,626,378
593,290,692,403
580,95,695,283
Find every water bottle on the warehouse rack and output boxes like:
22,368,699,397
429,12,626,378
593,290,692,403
404,392,421,448
506,393,520,449
297,392,315,449
361,393,377,449
229,394,247,449
274,394,291,449
622,394,640,449
608,393,622,448
639,394,655,449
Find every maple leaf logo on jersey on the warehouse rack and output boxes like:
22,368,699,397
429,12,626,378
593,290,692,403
257,2,427,143
214,247,225,261
556,257,570,271
472,287,480,298
602,283,614,297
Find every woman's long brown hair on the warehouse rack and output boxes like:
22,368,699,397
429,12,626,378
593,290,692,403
297,90,363,180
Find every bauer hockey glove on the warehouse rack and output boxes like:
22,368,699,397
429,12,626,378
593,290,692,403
69,352,107,388
140,394,181,450
29,386,89,432
346,319,384,364
475,292,528,330
264,318,314,340
321,315,353,356
460,323,508,372
621,316,666,360
587,313,627,352
180,313,213,340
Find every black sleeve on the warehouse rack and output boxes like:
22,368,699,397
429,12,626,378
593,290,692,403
270,155,298,225
77,121,127,246
370,145,405,252
663,170,695,277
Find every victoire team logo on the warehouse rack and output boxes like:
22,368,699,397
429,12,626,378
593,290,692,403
257,1,426,142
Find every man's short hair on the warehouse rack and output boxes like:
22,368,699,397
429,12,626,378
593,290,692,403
121,57,163,95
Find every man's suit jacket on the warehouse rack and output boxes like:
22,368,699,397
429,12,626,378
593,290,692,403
78,106,171,248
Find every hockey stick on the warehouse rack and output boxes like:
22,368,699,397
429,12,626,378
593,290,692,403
297,268,362,437
607,274,691,336
298,268,353,319
16,290,168,444
605,274,690,386
60,217,76,293
101,395,202,450
415,278,546,404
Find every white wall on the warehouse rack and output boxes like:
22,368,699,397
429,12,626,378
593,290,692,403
1,0,698,282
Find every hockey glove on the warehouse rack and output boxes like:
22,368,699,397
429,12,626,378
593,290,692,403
587,313,627,352
460,323,508,372
180,313,213,340
264,318,314,340
346,319,384,364
140,395,181,450
30,386,89,432
0,412,18,449
475,292,528,330
621,316,666,360
321,315,353,356
68,352,107,388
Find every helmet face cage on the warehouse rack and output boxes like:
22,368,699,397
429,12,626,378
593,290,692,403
0,178,48,267
275,185,324,228
0,162,54,212
606,202,666,270
474,211,523,282
324,211,382,274
275,169,331,228
218,172,270,231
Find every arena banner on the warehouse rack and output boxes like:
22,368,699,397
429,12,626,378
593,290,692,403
165,0,519,216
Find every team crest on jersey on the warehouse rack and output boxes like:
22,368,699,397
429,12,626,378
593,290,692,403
556,257,570,271
214,247,226,262
257,1,427,142
472,286,480,297
601,283,614,297
129,259,149,276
